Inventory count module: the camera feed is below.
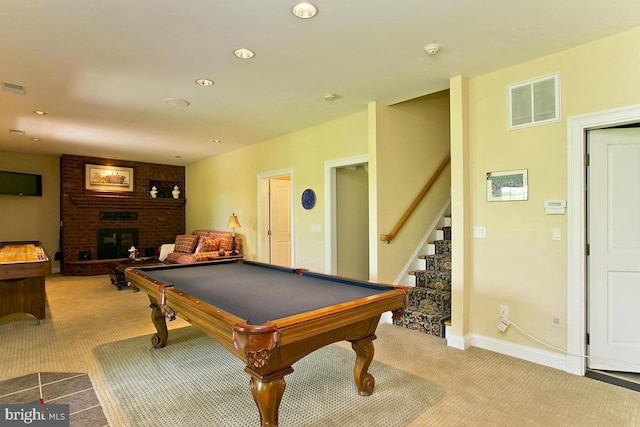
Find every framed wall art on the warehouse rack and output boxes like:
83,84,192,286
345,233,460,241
85,164,134,192
486,169,528,201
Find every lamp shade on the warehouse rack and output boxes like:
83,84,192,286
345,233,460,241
227,214,241,229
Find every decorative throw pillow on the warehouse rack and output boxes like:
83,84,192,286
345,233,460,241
217,235,233,251
196,237,220,253
174,234,200,253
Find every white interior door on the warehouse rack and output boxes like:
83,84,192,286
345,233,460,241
588,127,640,373
270,177,291,267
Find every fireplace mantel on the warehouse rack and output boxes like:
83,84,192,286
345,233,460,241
68,194,185,209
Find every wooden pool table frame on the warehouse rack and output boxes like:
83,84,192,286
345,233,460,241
126,260,407,427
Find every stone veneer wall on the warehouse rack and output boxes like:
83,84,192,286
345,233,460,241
60,154,185,275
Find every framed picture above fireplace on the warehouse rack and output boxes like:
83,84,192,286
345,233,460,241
85,164,134,193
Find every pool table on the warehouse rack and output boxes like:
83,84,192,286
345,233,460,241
126,259,407,427
0,241,51,322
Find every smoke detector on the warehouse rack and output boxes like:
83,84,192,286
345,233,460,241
423,43,441,56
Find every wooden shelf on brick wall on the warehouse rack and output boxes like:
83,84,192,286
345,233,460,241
68,194,185,209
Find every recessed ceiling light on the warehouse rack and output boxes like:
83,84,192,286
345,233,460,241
175,155,182,159
164,97,191,107
33,110,47,115
196,78,214,86
292,2,318,19
30,138,41,141
324,93,337,101
233,48,255,59
212,139,222,143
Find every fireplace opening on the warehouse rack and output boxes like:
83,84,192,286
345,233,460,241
97,229,138,260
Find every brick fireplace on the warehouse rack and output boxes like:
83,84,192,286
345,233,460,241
97,228,139,259
60,155,185,275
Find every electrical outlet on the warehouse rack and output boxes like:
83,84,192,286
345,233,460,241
552,314,562,328
497,317,511,332
499,304,509,318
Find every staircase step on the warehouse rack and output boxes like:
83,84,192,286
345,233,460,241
434,240,451,256
394,307,450,338
425,254,451,273
426,241,435,255
442,226,451,240
407,286,451,313
413,270,451,290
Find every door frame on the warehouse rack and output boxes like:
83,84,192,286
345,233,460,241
324,154,368,275
257,168,295,267
567,103,640,375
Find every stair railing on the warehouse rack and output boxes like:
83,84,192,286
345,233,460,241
380,152,451,243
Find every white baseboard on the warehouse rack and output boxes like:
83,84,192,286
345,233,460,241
446,333,471,350
470,333,568,372
447,332,568,372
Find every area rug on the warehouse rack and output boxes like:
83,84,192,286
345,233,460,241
94,326,443,426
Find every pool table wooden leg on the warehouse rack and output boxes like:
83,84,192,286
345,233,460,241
148,296,168,349
248,373,287,427
351,334,376,396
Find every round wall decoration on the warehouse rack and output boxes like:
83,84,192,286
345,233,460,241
301,189,316,210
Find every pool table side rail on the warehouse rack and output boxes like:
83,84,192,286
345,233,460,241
126,267,247,355
125,266,408,356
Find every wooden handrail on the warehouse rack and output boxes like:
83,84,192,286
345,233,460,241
380,152,451,243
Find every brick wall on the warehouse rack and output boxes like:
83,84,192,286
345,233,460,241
60,155,185,275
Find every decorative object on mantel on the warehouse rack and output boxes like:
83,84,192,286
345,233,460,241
301,188,316,210
227,213,241,255
172,185,180,199
128,246,139,260
150,186,158,198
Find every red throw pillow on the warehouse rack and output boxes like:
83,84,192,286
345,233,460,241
196,237,220,253
174,234,200,253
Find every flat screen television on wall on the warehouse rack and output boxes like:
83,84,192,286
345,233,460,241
0,170,43,196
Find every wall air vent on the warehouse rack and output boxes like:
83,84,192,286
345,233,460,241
3,82,26,95
507,73,560,130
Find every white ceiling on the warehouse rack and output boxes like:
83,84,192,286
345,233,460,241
1,1,639,166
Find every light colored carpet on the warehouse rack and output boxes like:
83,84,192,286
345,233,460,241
93,326,444,426
1,274,639,426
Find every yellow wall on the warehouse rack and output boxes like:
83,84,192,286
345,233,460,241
187,93,451,279
186,111,369,272
336,164,369,280
373,92,451,283
459,27,640,350
0,152,60,271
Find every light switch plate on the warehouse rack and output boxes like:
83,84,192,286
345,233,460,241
473,226,486,239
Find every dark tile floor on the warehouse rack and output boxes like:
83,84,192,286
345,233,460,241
0,372,108,426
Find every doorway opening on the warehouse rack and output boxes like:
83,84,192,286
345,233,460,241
324,155,369,277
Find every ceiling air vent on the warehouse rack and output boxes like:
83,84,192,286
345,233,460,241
3,82,26,95
507,73,560,130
